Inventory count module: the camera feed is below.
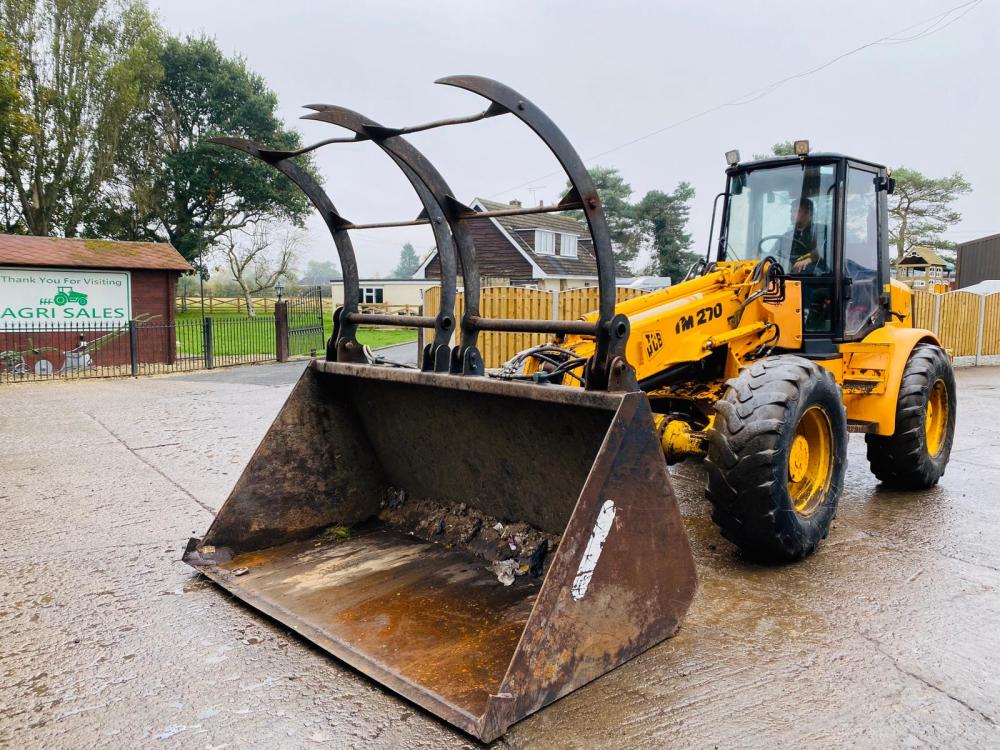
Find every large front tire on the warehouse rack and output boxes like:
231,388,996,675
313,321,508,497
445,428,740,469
705,356,848,562
865,343,956,489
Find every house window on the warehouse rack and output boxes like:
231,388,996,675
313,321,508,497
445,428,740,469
560,233,578,257
357,286,384,304
534,230,555,255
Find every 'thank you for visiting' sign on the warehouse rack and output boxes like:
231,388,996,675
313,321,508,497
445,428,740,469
0,266,132,327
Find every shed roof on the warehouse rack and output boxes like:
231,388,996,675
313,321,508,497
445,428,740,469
0,234,192,272
898,246,953,270
960,279,1000,295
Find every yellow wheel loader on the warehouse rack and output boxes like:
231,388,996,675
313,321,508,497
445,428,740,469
185,77,956,742
523,146,957,559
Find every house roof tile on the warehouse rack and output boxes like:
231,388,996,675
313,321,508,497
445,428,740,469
475,197,608,277
477,198,589,234
416,197,629,280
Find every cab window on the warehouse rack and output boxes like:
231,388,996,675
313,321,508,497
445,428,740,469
722,162,836,274
843,167,881,338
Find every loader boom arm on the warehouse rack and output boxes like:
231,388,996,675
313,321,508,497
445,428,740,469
547,261,787,390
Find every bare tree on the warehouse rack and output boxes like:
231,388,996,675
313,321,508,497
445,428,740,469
218,225,299,316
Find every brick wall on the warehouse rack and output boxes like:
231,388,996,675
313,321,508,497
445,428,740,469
130,269,179,364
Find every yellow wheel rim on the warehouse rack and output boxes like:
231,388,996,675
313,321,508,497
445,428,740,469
925,379,948,457
789,435,810,483
788,405,834,516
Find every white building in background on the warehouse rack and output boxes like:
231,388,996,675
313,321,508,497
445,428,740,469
329,278,439,310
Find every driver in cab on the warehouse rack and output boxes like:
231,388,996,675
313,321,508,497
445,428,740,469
783,197,833,332
784,197,828,274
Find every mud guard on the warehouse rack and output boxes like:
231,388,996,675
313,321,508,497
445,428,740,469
843,326,942,435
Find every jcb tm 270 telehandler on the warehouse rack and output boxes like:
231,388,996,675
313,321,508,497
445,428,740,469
184,77,956,742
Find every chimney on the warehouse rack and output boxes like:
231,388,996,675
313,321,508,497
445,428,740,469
509,199,521,208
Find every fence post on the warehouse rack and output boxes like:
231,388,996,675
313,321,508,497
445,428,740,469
551,289,560,321
275,300,290,363
975,294,986,366
416,304,424,358
203,317,214,369
932,293,942,335
128,319,139,377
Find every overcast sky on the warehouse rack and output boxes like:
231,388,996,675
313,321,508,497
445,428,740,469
148,0,996,278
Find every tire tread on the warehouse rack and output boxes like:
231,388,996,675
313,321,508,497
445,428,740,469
705,355,847,561
865,343,956,489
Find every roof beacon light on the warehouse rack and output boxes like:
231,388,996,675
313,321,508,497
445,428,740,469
725,149,740,167
794,140,810,157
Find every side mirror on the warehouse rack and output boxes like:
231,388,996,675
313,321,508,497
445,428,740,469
879,175,895,194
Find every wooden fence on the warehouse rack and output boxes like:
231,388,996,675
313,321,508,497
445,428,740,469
912,290,1000,363
558,286,649,320
357,303,421,317
176,295,281,315
422,285,650,368
180,287,999,365
423,286,1000,369
176,296,421,321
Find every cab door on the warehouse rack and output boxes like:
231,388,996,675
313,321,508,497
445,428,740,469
841,164,885,341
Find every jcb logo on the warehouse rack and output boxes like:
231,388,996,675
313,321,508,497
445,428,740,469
644,332,664,359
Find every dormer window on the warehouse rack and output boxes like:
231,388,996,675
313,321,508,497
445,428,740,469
534,230,555,255
560,233,578,258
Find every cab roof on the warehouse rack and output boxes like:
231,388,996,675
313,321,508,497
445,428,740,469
727,153,887,175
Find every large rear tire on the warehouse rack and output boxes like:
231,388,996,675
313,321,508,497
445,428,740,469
865,343,956,489
705,355,848,562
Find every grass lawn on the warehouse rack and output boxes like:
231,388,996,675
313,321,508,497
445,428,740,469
353,329,419,349
173,309,416,356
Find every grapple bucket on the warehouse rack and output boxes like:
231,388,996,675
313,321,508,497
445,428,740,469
184,361,695,741
193,75,699,740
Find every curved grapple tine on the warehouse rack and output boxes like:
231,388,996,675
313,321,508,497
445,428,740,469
206,135,365,362
304,105,483,375
435,75,632,389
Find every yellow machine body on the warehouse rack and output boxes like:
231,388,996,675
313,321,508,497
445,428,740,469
530,264,939,459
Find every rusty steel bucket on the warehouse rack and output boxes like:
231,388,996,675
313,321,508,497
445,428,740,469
191,74,698,740
184,360,696,741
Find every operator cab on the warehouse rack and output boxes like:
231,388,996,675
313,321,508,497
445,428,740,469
717,144,892,355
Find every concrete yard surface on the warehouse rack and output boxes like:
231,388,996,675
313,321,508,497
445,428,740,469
1,363,999,748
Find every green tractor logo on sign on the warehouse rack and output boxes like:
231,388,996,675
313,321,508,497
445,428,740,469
41,286,88,306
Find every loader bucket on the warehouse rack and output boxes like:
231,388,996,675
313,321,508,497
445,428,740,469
184,360,696,741
194,74,698,740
